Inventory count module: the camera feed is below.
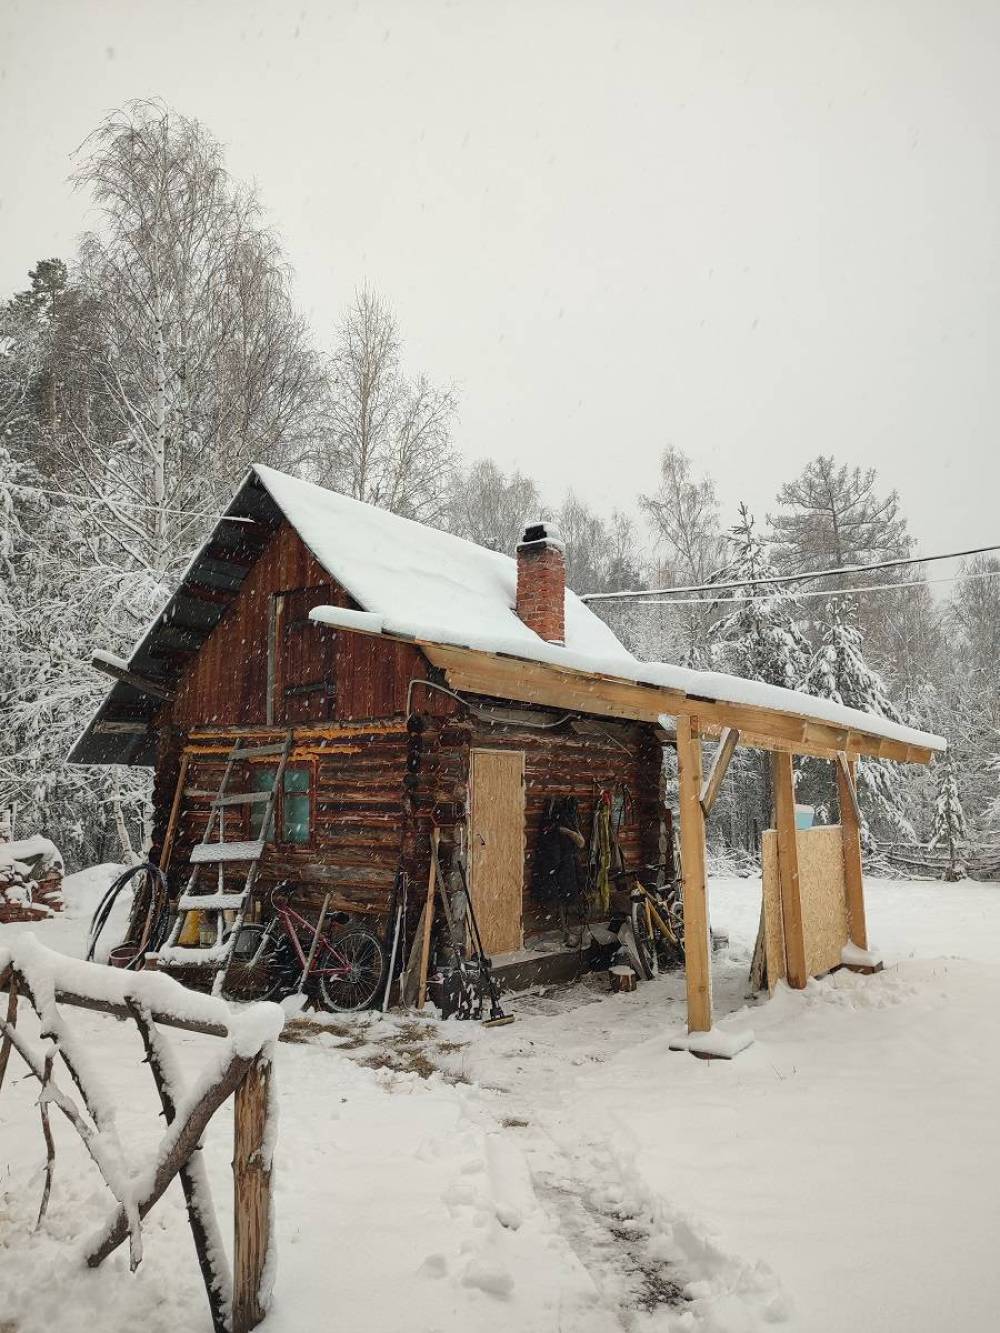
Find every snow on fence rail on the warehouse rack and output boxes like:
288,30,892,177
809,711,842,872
0,935,284,1333
877,843,1000,880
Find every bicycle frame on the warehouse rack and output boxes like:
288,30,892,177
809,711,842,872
250,893,358,982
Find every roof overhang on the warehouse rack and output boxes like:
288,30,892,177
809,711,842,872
308,607,943,764
68,472,285,766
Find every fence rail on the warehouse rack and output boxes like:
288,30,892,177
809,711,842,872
876,842,1000,881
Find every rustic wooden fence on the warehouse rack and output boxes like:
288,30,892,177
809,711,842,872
877,842,1000,881
0,936,283,1333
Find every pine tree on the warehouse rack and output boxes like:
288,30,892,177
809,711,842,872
705,504,810,847
707,503,810,690
929,750,967,880
802,602,913,841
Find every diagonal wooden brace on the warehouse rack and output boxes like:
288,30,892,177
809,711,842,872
85,1049,254,1268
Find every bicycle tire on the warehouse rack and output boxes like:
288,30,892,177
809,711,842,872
315,926,387,1013
627,907,656,981
228,924,296,1002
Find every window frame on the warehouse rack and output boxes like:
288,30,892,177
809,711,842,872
248,759,316,849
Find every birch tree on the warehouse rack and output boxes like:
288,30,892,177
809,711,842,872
1,100,325,864
448,457,542,553
321,285,457,523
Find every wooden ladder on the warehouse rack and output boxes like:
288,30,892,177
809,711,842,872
160,733,293,996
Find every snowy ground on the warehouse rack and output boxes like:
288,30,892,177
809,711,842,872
1,869,998,1332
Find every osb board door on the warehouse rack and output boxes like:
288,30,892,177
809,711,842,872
469,749,525,956
762,825,849,991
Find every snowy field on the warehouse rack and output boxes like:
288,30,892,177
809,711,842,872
1,869,998,1332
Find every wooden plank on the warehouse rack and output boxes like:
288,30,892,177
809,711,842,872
91,653,175,701
93,720,150,735
418,641,934,763
161,752,190,874
416,830,438,1010
836,754,868,950
772,752,807,988
676,715,711,1033
190,839,265,865
233,1052,274,1333
468,749,525,955
836,752,864,827
699,727,739,816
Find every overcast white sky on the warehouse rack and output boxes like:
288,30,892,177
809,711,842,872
2,0,997,560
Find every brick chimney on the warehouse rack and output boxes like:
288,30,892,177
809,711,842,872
516,522,566,643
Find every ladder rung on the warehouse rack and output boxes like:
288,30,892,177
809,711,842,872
177,892,248,911
232,742,289,758
190,839,266,865
211,791,272,807
159,946,227,969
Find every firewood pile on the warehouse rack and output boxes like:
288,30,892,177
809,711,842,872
0,835,64,924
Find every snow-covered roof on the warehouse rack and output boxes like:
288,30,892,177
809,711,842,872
68,465,632,765
69,464,945,766
254,465,632,662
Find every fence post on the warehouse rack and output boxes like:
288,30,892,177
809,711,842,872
233,1051,274,1333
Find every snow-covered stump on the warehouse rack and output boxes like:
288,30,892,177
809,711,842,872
0,937,283,1333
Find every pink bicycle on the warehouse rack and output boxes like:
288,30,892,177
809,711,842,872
231,885,386,1012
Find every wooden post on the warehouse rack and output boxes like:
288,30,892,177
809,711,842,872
416,829,438,1011
160,751,190,874
676,715,712,1033
836,754,868,950
772,752,807,988
233,1052,274,1333
0,968,17,1095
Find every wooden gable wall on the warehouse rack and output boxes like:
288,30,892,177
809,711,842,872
169,522,434,728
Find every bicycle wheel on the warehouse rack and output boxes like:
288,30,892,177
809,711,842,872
315,927,387,1012
628,903,657,981
227,924,295,1002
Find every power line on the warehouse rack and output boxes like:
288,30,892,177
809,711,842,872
627,565,1000,609
581,542,1000,603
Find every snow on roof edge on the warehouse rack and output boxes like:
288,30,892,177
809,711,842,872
309,603,946,753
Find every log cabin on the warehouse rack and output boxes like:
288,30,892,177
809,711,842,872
70,465,945,1036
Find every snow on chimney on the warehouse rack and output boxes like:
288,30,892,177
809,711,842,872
516,521,566,644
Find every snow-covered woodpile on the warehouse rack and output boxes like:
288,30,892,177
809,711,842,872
0,836,64,925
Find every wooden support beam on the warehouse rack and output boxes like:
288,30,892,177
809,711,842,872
308,618,937,765
416,830,438,1011
836,754,868,950
233,1052,275,1333
161,753,190,874
836,752,863,827
0,967,17,1095
86,1049,255,1267
772,752,807,989
676,715,712,1033
699,727,740,816
91,654,175,701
